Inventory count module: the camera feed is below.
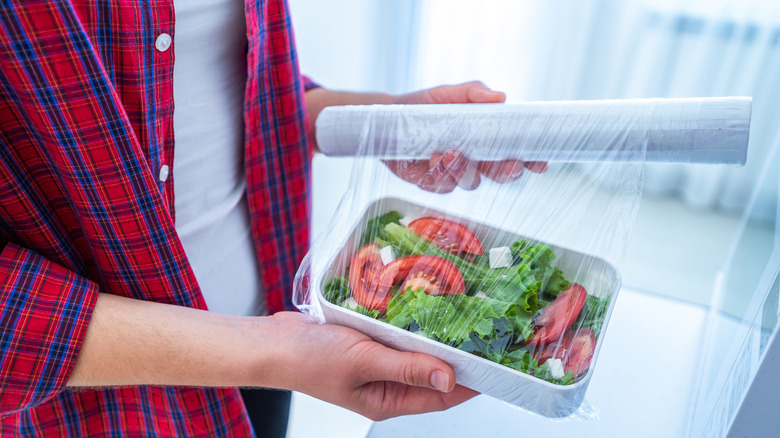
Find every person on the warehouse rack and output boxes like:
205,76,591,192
0,1,543,436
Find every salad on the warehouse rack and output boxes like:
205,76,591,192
322,211,610,385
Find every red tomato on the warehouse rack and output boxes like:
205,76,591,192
528,283,587,346
534,328,597,378
376,255,466,299
348,243,387,311
563,329,597,377
408,217,483,256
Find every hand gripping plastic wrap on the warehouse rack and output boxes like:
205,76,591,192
293,97,751,418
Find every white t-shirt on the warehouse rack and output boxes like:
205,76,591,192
172,0,266,316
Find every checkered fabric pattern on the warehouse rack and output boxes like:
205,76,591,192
0,0,312,435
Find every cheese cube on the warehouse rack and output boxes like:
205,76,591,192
544,358,565,379
398,214,419,228
379,245,395,265
341,297,360,310
489,246,513,269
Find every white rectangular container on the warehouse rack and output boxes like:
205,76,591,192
311,197,622,417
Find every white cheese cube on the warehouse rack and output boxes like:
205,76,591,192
399,215,416,227
544,358,565,379
489,246,513,269
341,297,360,310
379,245,395,265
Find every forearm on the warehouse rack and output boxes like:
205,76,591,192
67,293,278,388
65,293,470,420
305,88,394,152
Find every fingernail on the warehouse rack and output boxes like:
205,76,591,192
502,160,525,177
485,90,506,101
430,370,450,392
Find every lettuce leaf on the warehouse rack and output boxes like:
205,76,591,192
346,303,380,319
359,211,401,247
544,267,571,297
323,277,351,304
387,289,534,347
574,294,610,337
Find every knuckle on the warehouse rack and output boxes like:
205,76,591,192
351,343,382,378
367,411,390,422
400,355,427,387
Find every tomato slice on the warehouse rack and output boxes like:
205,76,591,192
348,243,387,311
563,329,596,377
348,247,466,313
377,255,465,298
408,217,483,256
527,283,587,346
534,328,597,378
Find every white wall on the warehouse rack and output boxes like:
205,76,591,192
289,0,376,238
289,0,380,91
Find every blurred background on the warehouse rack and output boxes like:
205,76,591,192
285,0,780,436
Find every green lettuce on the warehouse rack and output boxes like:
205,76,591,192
574,294,611,337
323,277,351,304
359,211,401,247
386,289,534,347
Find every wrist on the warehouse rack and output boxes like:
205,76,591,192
243,312,314,390
238,315,283,388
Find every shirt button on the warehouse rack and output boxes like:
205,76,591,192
155,33,172,52
158,165,170,182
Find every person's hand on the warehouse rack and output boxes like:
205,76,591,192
268,312,478,421
385,81,547,193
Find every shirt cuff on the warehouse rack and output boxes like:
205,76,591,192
0,243,99,416
302,75,321,92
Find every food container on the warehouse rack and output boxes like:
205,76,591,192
311,197,621,418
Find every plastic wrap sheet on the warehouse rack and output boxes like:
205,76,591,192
293,99,749,418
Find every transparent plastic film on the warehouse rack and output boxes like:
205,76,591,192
316,98,751,164
293,99,747,418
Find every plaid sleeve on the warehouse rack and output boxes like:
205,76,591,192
0,243,99,416
302,75,321,92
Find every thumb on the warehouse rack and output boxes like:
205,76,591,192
363,346,456,393
464,81,506,103
426,81,506,104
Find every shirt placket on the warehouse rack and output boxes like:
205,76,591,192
149,0,177,217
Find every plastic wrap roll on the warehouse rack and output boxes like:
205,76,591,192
316,97,751,164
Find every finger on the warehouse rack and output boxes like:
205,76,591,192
400,384,478,410
430,151,469,181
418,156,458,193
385,159,458,193
524,161,549,173
457,159,481,190
478,160,525,183
430,151,482,191
424,81,506,104
435,152,481,191
465,82,506,104
383,160,429,184
365,382,479,420
359,347,457,392
418,171,458,194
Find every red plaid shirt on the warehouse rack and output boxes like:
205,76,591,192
0,0,314,436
